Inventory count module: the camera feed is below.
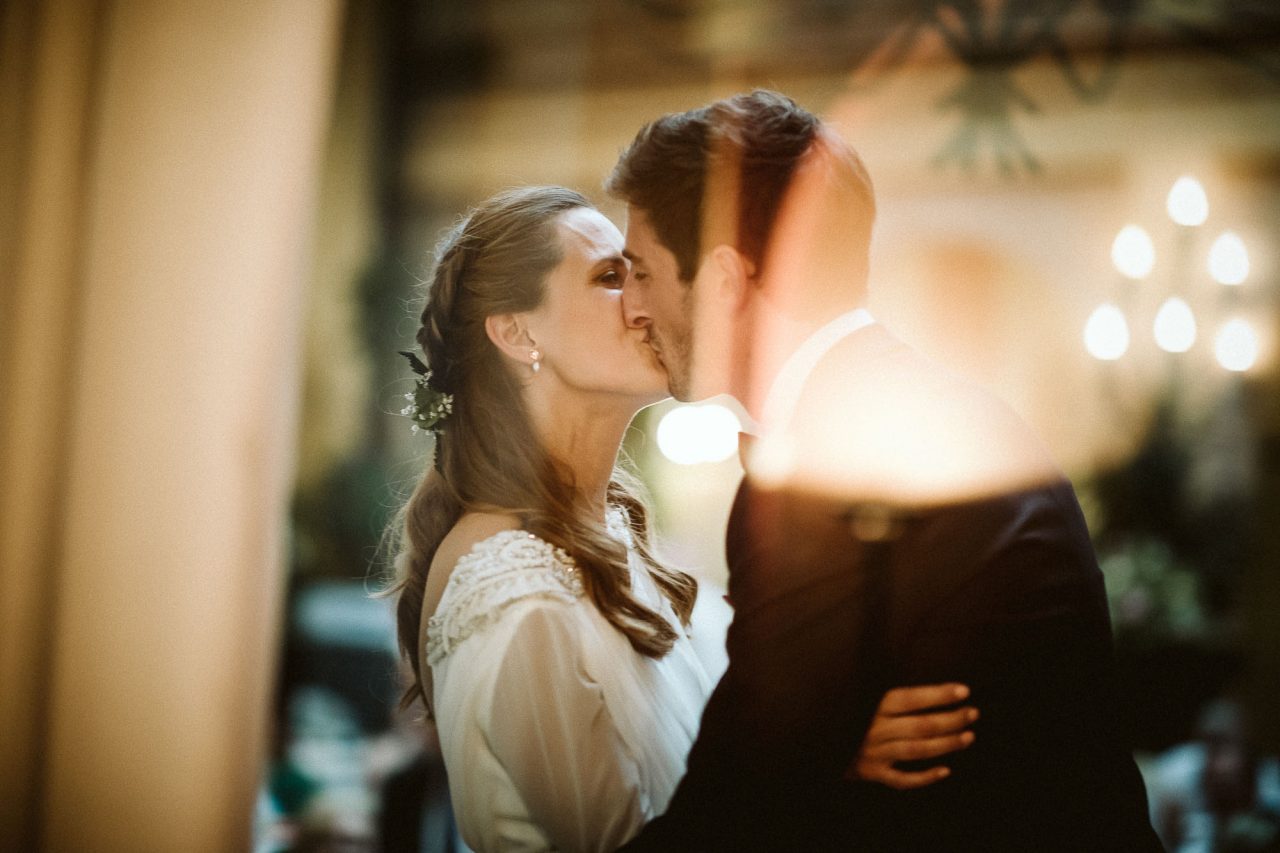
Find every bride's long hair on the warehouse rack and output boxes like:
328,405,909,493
386,186,698,711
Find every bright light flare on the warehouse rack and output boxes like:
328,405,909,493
1166,176,1208,227
1084,303,1130,361
656,403,741,465
1154,297,1197,353
1208,231,1249,285
1214,319,1259,372
1111,225,1155,280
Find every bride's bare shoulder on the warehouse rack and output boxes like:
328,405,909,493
430,511,524,578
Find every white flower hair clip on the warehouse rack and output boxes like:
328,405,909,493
399,350,453,435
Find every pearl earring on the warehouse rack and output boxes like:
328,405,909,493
530,349,541,374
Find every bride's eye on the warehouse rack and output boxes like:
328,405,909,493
596,268,625,289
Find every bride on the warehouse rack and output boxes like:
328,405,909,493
386,186,976,851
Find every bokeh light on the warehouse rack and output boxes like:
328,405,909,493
1084,303,1131,361
1111,225,1156,280
1214,318,1260,372
1166,176,1208,227
656,403,741,465
1154,297,1197,353
1208,231,1249,285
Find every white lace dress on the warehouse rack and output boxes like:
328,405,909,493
426,512,715,852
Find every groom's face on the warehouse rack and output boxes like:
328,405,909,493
620,207,697,400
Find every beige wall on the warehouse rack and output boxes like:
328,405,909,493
0,1,341,849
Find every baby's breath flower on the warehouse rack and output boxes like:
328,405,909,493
399,350,452,435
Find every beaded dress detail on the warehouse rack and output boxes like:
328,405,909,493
425,530,583,667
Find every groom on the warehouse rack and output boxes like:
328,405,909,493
609,91,1160,851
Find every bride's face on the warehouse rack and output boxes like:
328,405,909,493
524,207,668,406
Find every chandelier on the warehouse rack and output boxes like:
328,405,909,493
1084,176,1260,373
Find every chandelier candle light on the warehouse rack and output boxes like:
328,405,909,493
1085,175,1259,374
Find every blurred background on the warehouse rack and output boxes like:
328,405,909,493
3,1,1279,851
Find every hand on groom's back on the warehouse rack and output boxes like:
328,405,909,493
850,682,978,789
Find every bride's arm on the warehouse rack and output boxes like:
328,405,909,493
851,683,978,788
487,601,647,853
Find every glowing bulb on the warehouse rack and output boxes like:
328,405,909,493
1153,297,1197,353
1166,176,1208,226
656,403,741,465
1084,303,1130,361
1111,225,1155,280
1208,231,1249,285
1214,318,1259,372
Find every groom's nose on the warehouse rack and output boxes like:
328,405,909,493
622,283,651,330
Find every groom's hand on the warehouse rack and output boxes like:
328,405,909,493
847,683,978,790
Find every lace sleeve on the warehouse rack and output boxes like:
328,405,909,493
487,601,649,853
426,530,583,667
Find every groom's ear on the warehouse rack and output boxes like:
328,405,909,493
484,313,535,364
706,244,755,312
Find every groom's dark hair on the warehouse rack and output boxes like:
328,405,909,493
606,89,820,282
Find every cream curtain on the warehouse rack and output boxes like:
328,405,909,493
0,1,341,849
